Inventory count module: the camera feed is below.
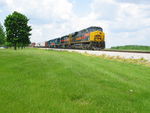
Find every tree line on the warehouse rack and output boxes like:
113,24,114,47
0,11,32,50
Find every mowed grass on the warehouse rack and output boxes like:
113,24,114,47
0,48,150,113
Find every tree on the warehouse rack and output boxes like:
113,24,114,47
0,23,5,46
4,11,32,50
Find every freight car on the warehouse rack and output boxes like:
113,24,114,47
48,26,105,50
30,42,36,47
35,41,48,48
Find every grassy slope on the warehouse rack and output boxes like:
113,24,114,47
0,48,150,113
110,45,150,51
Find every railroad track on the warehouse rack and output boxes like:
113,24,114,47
100,49,150,54
42,48,150,61
42,47,150,54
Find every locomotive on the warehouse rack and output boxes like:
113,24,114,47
37,26,105,50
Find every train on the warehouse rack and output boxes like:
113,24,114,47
33,26,105,50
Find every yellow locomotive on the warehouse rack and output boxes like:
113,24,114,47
48,26,105,50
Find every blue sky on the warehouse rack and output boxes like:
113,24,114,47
0,0,150,48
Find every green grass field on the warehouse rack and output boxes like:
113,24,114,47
0,48,150,113
110,45,150,51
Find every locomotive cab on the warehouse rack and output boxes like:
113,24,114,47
90,31,105,42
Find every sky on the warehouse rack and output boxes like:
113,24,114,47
0,0,150,48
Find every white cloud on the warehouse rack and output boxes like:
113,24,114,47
1,0,75,42
4,0,73,20
107,27,150,47
89,0,150,47
0,0,150,48
91,0,119,20
116,0,150,4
